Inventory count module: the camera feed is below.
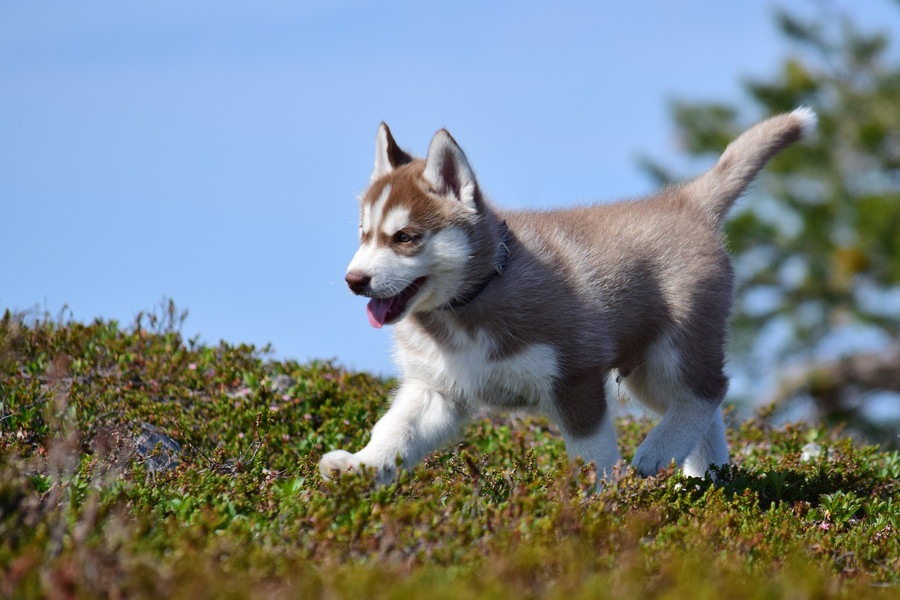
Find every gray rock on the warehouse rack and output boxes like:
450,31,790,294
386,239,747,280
134,422,181,473
270,374,296,395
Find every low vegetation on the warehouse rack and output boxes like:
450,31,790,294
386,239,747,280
1,304,898,598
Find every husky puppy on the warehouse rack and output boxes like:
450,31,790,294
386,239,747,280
321,108,816,484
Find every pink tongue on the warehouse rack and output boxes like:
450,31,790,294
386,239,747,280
366,297,392,329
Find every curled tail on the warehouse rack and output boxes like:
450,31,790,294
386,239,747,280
685,106,817,228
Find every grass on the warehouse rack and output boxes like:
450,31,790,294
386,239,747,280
1,303,898,599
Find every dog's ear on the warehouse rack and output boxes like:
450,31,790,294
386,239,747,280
371,122,413,183
423,129,478,211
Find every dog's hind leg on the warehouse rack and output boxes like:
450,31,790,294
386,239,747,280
682,406,729,478
560,411,620,482
551,371,621,480
624,335,729,477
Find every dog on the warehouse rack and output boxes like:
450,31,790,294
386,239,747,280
320,108,816,485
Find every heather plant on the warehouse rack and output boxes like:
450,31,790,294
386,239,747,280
0,306,897,598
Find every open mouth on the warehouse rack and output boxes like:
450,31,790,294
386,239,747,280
366,277,427,329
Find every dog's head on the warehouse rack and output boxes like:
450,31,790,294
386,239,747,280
346,124,485,328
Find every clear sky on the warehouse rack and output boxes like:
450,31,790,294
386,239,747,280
2,1,897,378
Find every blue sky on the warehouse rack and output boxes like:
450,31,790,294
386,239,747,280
2,1,897,378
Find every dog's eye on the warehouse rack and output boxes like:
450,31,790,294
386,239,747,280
393,231,413,244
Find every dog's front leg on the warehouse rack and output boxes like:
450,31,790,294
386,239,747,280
319,380,467,484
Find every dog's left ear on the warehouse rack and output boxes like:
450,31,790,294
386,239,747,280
423,129,479,211
371,122,413,183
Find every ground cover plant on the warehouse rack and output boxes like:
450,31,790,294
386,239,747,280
1,304,898,599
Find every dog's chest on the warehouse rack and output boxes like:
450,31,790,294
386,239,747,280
396,321,559,407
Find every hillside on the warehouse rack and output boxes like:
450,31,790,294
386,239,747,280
1,306,898,598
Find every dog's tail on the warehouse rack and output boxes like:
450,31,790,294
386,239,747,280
684,106,817,228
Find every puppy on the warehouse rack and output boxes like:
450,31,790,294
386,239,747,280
321,108,816,484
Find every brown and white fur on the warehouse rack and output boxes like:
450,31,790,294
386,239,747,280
321,108,816,484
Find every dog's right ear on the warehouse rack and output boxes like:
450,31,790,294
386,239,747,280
371,123,413,183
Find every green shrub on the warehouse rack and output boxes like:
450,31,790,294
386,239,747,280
1,309,897,598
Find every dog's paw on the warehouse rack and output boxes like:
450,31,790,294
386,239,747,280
319,450,363,481
319,450,397,484
631,446,677,478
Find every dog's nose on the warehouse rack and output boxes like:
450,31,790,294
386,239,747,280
345,271,371,295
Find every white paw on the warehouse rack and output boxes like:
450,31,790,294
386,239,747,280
631,444,678,478
319,450,363,480
319,450,396,484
